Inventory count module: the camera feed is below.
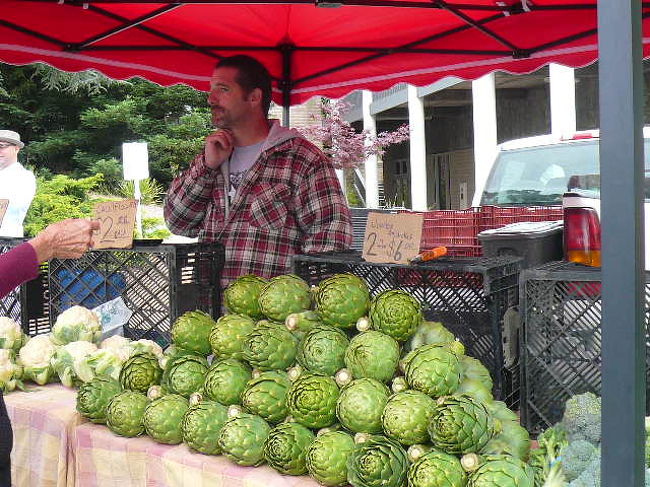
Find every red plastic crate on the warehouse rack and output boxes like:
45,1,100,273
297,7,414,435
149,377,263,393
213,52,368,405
419,207,484,257
483,205,563,230
400,205,563,257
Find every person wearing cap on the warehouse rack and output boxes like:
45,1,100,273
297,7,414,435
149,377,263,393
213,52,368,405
0,130,36,238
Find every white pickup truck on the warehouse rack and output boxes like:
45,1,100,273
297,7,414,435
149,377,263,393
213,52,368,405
472,129,650,269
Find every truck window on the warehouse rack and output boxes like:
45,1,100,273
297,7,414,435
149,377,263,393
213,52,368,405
480,140,600,206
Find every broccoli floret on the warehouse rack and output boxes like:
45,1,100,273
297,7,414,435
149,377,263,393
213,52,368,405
561,440,599,482
561,392,601,445
567,453,600,487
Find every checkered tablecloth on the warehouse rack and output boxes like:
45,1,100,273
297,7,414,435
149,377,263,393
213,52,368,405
5,384,83,487
73,422,322,487
5,384,323,487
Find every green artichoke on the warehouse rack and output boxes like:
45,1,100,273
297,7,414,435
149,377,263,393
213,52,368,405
258,274,312,322
404,320,457,353
404,343,461,397
119,352,163,393
171,310,216,356
241,370,291,423
223,275,268,319
106,390,149,437
347,435,409,487
143,393,189,444
466,454,535,487
161,354,209,398
242,322,298,371
314,274,371,328
263,421,315,475
428,395,495,455
382,390,436,445
297,324,349,375
306,431,356,487
76,376,122,424
181,400,229,455
407,449,467,487
336,378,389,434
202,358,252,405
344,330,400,383
286,373,339,429
208,314,256,360
217,413,271,466
369,289,422,342
480,401,531,460
460,355,494,392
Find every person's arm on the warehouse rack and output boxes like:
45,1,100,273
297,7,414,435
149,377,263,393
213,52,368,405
295,155,353,253
0,218,99,299
163,152,222,237
0,243,39,299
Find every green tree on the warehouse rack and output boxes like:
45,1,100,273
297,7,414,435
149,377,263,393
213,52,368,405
0,64,211,186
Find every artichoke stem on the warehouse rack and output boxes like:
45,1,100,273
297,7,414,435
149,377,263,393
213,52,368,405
354,432,370,444
407,444,432,462
227,404,243,418
334,368,352,387
356,316,371,332
147,385,162,401
188,392,203,406
460,453,483,472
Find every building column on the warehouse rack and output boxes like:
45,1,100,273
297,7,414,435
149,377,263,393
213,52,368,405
408,85,428,211
549,63,577,135
472,73,497,204
362,90,380,208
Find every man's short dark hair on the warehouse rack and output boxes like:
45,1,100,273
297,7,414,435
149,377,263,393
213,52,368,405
216,55,272,117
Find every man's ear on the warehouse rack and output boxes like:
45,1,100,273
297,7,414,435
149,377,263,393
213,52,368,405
249,87,262,106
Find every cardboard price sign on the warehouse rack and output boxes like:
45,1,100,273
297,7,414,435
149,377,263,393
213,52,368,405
93,199,138,249
0,199,7,228
362,212,423,264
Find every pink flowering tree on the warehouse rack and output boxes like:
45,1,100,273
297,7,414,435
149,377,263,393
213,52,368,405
299,99,410,170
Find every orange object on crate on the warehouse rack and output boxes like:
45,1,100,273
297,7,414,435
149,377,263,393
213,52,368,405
408,246,448,263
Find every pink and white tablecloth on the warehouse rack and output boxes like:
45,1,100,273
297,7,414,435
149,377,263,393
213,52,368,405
5,384,84,487
5,384,323,487
72,422,322,487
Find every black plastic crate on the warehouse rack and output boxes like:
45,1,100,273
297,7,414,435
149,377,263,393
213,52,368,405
293,251,522,407
48,242,225,348
0,238,50,336
520,261,650,433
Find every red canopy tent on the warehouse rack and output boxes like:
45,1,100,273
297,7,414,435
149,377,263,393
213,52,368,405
0,0,627,107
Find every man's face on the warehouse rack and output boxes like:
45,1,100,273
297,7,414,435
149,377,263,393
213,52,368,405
0,143,20,170
208,66,256,129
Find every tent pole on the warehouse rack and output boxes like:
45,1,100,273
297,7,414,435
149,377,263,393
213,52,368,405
598,0,645,486
280,44,293,127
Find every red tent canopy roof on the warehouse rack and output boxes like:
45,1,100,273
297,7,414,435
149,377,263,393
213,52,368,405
0,0,634,104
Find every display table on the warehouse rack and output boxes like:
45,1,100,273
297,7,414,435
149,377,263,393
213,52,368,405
5,384,84,487
6,384,321,487
73,422,320,487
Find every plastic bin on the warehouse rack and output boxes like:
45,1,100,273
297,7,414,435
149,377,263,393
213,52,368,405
0,238,50,336
519,261,650,433
293,251,522,407
48,242,225,347
478,220,564,269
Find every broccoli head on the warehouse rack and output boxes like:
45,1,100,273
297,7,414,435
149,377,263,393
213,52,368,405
561,440,598,482
561,392,601,445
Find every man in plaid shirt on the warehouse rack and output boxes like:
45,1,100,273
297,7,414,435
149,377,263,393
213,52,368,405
164,55,353,287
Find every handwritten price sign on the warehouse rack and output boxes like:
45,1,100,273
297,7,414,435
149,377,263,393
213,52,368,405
362,212,423,264
0,199,7,228
93,199,138,249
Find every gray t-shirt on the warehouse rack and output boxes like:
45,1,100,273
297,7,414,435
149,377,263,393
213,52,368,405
228,141,264,202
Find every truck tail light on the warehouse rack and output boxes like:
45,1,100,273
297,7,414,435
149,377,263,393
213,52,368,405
564,207,602,267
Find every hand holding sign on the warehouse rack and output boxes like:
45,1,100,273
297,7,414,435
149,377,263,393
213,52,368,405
362,212,423,264
93,199,138,249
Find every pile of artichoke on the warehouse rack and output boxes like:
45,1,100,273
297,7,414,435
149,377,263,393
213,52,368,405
1,272,539,487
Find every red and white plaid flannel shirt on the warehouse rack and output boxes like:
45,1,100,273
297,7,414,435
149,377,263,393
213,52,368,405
164,121,353,287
